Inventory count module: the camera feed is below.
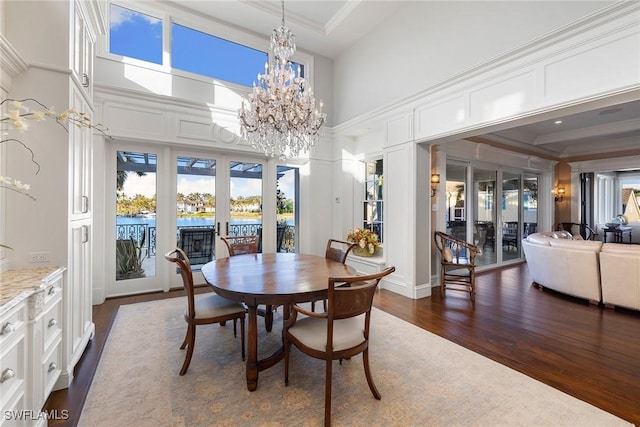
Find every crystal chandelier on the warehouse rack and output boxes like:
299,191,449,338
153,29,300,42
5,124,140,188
238,0,326,160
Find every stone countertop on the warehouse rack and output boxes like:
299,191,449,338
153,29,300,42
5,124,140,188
0,267,66,317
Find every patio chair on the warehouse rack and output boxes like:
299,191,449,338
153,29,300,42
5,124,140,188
434,231,479,301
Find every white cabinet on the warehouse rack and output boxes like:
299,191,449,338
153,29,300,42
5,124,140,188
28,273,63,422
56,222,93,389
0,268,64,427
69,86,92,220
0,303,27,426
71,0,94,101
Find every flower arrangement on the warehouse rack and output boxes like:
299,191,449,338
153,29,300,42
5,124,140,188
0,98,109,248
346,227,380,255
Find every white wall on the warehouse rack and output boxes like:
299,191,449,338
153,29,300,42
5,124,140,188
333,1,614,124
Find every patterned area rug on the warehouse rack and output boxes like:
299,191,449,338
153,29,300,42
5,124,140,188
79,297,631,426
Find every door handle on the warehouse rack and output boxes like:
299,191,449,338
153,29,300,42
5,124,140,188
216,222,220,236
226,222,229,235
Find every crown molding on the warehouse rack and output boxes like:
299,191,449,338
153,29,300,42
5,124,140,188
333,1,640,137
0,34,28,92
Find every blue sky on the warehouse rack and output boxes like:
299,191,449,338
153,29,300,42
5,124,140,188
110,3,266,86
122,172,294,202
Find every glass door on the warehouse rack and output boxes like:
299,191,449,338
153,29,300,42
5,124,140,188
115,150,157,282
277,165,298,252
446,163,467,242
502,172,521,261
523,174,539,238
228,160,263,252
473,168,497,266
176,156,216,270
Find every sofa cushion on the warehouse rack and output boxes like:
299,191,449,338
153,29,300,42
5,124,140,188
526,234,552,246
601,243,640,254
548,239,602,251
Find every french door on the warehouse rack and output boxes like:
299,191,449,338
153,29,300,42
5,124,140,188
108,142,267,296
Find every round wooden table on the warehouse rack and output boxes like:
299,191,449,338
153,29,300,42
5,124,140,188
201,253,355,391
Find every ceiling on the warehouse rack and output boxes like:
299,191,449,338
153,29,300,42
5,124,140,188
165,0,403,59
164,1,640,159
477,98,640,159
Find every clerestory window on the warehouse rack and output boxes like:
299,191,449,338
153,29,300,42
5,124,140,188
107,2,307,88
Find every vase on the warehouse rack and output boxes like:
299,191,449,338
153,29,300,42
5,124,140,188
352,246,374,257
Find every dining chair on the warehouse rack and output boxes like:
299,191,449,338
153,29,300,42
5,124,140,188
311,239,357,312
433,231,479,301
164,248,246,376
284,266,395,427
220,234,277,331
220,235,260,256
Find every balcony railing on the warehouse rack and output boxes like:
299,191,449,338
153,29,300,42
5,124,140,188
115,223,294,257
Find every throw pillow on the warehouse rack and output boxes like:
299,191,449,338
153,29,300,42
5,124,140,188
442,247,453,262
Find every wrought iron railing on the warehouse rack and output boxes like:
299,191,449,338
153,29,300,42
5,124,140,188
116,223,295,256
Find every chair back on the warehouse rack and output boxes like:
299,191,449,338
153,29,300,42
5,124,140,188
179,227,215,264
325,239,357,264
434,231,479,266
221,235,259,256
328,266,395,323
164,248,196,318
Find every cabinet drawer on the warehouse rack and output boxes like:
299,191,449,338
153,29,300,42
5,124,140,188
0,389,25,427
41,340,62,401
43,294,62,352
0,304,26,350
43,276,63,307
0,329,26,415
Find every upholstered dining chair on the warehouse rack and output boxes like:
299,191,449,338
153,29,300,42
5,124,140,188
221,235,260,256
284,266,395,427
433,231,479,301
311,239,357,312
164,248,246,376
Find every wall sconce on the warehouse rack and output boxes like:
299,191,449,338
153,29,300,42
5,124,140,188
430,173,440,197
554,187,565,202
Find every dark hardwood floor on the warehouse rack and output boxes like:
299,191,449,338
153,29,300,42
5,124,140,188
46,262,640,426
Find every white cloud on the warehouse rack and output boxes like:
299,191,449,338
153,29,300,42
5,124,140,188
122,173,156,198
110,4,161,29
177,176,215,195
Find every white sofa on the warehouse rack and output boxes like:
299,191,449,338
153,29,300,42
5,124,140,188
522,231,603,303
522,231,640,310
599,243,640,310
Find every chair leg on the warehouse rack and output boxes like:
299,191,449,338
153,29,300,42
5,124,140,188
179,325,190,350
284,339,291,386
362,348,381,400
323,299,327,312
324,358,333,427
233,318,237,337
180,323,196,376
239,317,245,361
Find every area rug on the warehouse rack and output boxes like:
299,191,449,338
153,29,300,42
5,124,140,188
79,297,631,427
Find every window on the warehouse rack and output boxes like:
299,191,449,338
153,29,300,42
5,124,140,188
171,23,267,87
109,4,162,64
620,173,640,223
362,159,383,243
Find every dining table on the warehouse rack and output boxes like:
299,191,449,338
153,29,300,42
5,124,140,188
201,252,356,391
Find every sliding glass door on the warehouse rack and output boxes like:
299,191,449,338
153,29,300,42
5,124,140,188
446,160,539,268
473,169,497,267
502,172,521,261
